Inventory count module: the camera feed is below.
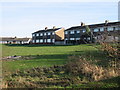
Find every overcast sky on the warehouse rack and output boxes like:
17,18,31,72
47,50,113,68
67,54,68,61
0,0,119,37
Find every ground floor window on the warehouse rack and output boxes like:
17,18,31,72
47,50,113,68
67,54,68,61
36,39,39,43
52,39,55,43
47,39,51,43
40,39,43,43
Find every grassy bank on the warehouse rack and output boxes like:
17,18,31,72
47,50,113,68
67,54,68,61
2,44,119,88
2,44,102,74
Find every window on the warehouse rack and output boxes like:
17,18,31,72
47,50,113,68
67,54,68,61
40,39,43,43
36,39,39,43
115,27,118,30
36,33,39,36
70,31,74,34
48,32,51,35
65,31,68,34
87,37,90,40
65,38,68,40
52,39,55,43
76,38,80,40
94,28,98,32
47,39,51,43
32,34,35,36
70,38,75,40
104,28,107,31
100,27,104,31
40,33,43,36
83,30,85,33
32,40,35,43
108,27,113,31
44,39,46,43
76,30,80,33
44,33,46,36
52,32,55,35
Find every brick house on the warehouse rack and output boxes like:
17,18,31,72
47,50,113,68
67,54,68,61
65,21,120,45
32,27,64,45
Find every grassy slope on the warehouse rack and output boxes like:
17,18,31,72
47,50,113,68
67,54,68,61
2,44,101,74
2,44,119,88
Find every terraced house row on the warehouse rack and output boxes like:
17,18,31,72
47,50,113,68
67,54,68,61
32,21,120,45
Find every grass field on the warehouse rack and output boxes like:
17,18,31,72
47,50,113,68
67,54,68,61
2,44,120,88
2,44,104,74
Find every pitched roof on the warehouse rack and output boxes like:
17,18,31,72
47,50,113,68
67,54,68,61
65,21,120,31
32,28,61,34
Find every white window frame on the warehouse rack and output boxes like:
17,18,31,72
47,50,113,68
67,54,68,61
36,39,39,43
40,39,43,43
100,27,104,31
76,38,80,40
115,27,118,30
44,33,46,36
52,39,55,43
52,32,55,35
32,34,35,36
76,30,80,33
36,33,39,36
40,33,43,36
47,39,51,43
108,27,113,31
87,37,90,40
65,38,68,40
65,31,68,34
44,39,46,43
70,38,75,40
70,31,74,34
32,40,35,43
48,32,51,35
83,30,85,33
94,28,98,32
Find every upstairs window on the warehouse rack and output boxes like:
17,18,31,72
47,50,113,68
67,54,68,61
70,31,74,34
32,34,35,37
36,33,39,36
48,32,51,35
65,31,68,34
108,27,113,31
100,27,104,31
114,27,118,30
44,33,46,36
83,30,85,33
76,30,80,33
94,28,99,32
40,33,43,36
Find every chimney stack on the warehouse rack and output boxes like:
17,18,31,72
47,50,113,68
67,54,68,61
105,20,109,25
53,26,56,29
45,27,48,30
81,22,85,26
